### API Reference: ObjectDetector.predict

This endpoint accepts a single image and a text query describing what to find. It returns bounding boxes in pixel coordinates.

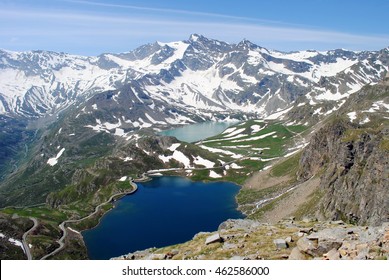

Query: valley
[0,35,388,260]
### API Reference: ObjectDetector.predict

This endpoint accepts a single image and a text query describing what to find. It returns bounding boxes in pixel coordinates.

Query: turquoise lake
[82,176,244,260]
[159,121,234,142]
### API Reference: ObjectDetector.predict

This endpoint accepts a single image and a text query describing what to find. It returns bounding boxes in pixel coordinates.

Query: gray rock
[205,233,223,245]
[229,256,245,260]
[355,247,369,260]
[332,220,345,225]
[273,239,288,249]
[285,236,293,244]
[148,253,166,260]
[223,243,237,250]
[288,247,307,260]
[297,237,318,254]
[299,227,314,234]
[324,248,341,260]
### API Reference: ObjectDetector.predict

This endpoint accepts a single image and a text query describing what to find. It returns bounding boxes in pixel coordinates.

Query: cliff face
[298,119,389,226]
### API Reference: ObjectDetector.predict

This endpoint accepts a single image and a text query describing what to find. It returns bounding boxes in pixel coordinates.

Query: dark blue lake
[82,176,244,260]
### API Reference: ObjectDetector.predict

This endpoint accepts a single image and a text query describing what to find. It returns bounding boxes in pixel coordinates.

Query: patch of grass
[342,129,365,142]
[380,138,389,151]
[270,152,301,178]
[2,206,68,223]
[286,125,308,134]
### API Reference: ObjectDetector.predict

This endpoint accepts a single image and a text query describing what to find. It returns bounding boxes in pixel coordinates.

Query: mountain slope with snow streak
[0,35,388,120]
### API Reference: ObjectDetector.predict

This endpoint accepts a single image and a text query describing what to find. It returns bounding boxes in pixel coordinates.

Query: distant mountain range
[1,34,388,123]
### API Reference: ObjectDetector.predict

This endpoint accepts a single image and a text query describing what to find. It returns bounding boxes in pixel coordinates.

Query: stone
[273,239,288,249]
[149,253,166,260]
[296,237,318,255]
[323,248,340,260]
[299,228,313,234]
[332,220,345,225]
[288,247,307,260]
[223,243,237,250]
[355,247,369,260]
[230,256,245,260]
[205,233,223,245]
[285,236,293,244]
[165,249,179,259]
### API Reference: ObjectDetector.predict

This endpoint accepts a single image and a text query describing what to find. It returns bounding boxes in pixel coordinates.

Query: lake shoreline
[82,176,244,259]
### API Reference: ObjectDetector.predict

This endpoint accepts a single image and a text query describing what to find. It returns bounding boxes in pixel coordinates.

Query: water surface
[82,176,244,259]
[159,121,234,142]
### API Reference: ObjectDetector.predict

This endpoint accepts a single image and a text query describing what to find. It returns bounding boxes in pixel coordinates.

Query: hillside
[0,36,388,260]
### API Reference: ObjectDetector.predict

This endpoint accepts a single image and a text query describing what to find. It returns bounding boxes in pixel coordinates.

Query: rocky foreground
[113,219,389,260]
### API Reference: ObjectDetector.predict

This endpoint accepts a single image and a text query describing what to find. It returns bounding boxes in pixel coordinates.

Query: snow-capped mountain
[0,34,388,120]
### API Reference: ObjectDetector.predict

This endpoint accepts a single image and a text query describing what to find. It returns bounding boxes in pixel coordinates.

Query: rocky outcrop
[112,219,389,260]
[298,118,389,226]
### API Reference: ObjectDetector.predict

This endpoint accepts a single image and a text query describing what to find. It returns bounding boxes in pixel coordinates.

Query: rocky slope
[113,219,389,260]
[297,84,389,226]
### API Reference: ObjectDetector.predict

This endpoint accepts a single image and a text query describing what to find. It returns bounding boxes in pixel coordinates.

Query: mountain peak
[237,39,257,50]
[189,33,205,42]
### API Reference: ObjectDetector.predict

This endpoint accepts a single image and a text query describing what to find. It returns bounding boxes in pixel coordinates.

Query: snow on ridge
[347,111,357,122]
[231,131,277,143]
[251,124,264,133]
[265,107,293,120]
[222,127,237,134]
[47,147,65,166]
[168,143,181,151]
[193,156,215,168]
[159,148,191,168]
[223,128,245,138]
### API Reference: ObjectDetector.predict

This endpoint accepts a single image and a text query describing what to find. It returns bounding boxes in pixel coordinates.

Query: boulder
[297,237,318,254]
[149,253,166,260]
[223,243,237,250]
[285,236,293,244]
[288,247,307,260]
[273,239,288,249]
[205,233,223,245]
[323,248,341,260]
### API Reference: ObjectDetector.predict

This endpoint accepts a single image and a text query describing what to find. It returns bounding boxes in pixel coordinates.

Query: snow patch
[193,156,215,168]
[347,112,357,122]
[209,170,222,178]
[250,124,263,133]
[118,176,127,182]
[168,143,181,151]
[47,148,65,166]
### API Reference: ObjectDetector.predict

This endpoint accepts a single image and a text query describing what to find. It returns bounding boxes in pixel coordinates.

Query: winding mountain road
[22,217,38,260]
[41,182,138,260]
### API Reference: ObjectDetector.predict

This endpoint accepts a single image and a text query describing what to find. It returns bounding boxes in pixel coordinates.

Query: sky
[1,0,389,55]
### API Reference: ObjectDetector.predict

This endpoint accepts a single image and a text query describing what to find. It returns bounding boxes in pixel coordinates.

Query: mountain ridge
[1,35,388,122]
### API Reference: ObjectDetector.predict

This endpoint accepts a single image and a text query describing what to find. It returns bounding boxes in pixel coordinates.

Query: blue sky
[1,0,388,55]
